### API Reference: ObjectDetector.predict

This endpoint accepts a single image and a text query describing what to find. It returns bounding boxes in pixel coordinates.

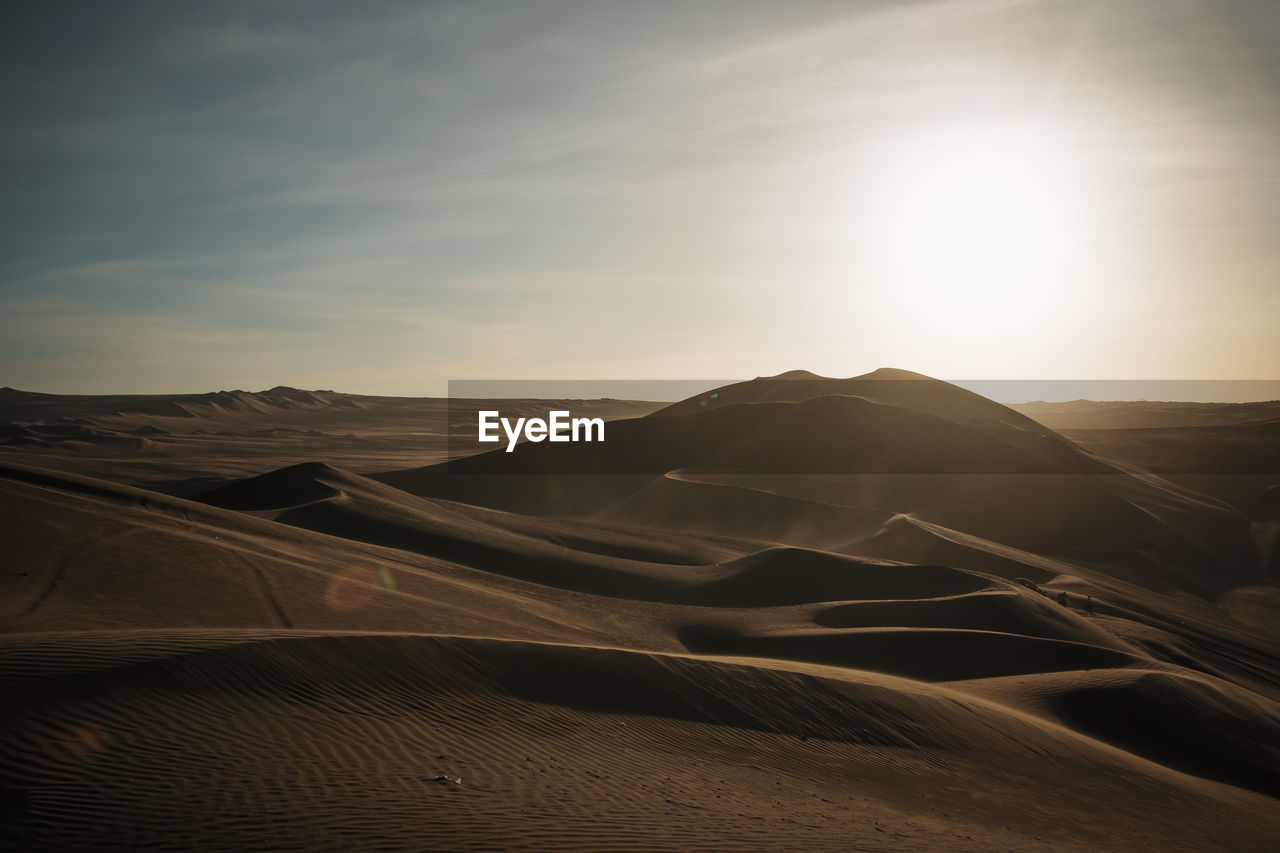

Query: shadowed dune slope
[600,472,1118,587]
[953,667,1280,800]
[600,472,894,549]
[601,467,1254,596]
[604,470,1151,555]
[680,625,1142,682]
[1049,670,1280,798]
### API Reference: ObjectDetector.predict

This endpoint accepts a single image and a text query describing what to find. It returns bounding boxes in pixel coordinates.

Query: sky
[2,0,1279,395]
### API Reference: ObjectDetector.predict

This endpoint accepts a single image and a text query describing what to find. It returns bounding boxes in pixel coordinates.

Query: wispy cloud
[3,0,1279,391]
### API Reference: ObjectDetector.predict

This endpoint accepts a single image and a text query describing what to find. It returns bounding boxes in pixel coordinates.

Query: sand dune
[434,386,1096,476]
[4,631,1279,851]
[3,372,1280,849]
[1013,398,1280,430]
[387,371,1257,598]
[953,666,1280,798]
[655,368,1104,473]
[0,460,658,644]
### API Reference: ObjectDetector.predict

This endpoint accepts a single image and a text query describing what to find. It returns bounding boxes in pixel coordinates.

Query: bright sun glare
[874,125,1084,329]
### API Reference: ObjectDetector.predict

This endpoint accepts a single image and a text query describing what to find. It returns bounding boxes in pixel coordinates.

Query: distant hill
[0,386,363,422]
[1013,398,1280,430]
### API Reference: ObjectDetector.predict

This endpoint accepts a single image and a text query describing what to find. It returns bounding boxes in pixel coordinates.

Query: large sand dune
[3,372,1279,850]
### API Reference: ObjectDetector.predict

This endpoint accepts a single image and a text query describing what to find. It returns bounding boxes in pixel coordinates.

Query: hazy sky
[3,0,1278,394]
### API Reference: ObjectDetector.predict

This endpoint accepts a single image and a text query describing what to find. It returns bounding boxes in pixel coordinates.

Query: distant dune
[1013,398,1280,430]
[3,371,1279,850]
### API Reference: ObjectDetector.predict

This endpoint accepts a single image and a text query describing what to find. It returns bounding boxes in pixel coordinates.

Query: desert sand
[3,369,1279,851]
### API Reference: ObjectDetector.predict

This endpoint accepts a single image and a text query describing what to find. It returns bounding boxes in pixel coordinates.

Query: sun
[871,124,1085,328]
